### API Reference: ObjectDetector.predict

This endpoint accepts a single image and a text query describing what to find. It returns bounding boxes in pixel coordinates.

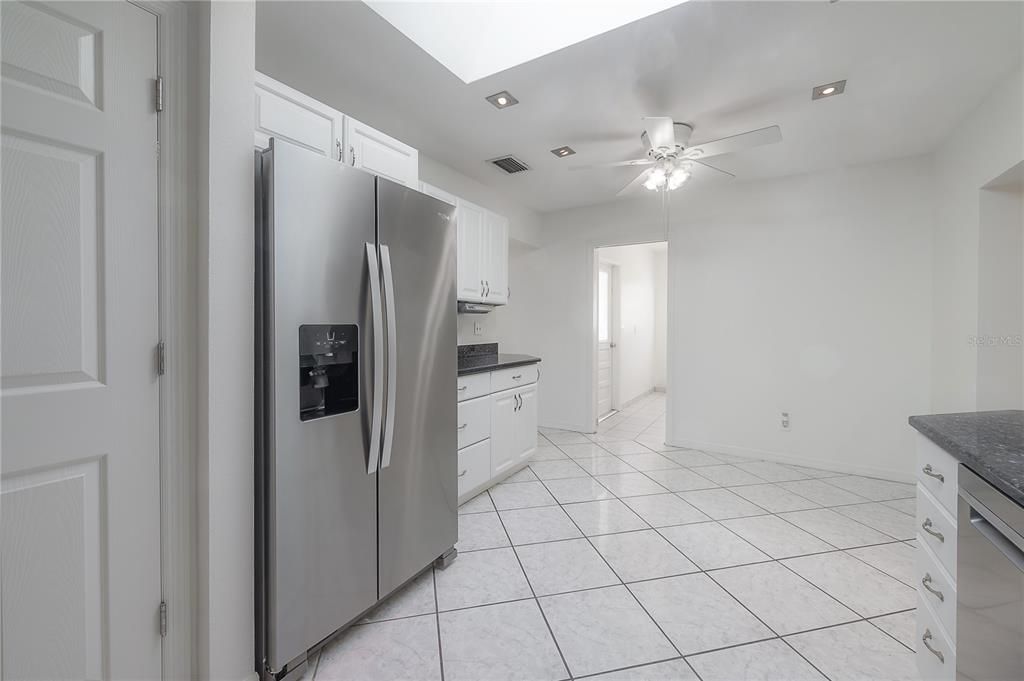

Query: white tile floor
[308,393,920,680]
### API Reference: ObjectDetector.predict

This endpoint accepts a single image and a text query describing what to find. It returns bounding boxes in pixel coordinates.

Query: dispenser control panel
[298,324,358,421]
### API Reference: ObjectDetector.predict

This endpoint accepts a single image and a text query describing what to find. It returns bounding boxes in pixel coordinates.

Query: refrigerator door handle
[366,242,384,474]
[380,243,399,469]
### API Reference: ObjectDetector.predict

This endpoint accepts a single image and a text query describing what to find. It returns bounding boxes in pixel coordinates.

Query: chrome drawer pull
[922,464,945,483]
[922,518,945,543]
[458,469,468,478]
[457,385,468,392]
[921,573,944,601]
[457,423,468,431]
[512,374,522,380]
[922,629,945,663]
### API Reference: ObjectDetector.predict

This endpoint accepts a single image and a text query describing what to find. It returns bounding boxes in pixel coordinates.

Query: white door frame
[129,1,197,678]
[587,239,668,432]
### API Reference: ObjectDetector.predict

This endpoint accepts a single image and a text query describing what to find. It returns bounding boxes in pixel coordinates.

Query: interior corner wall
[930,66,1024,413]
[195,2,257,680]
[535,155,933,478]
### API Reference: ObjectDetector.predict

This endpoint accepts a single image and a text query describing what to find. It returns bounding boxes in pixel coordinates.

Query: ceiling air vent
[489,155,529,174]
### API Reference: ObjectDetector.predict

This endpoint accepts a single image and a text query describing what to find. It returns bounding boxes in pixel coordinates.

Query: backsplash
[457,312,499,345]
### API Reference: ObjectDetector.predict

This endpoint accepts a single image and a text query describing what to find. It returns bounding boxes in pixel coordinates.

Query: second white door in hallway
[597,262,617,419]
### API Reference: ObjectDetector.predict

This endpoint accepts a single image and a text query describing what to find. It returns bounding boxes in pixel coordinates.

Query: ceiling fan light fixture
[667,169,691,190]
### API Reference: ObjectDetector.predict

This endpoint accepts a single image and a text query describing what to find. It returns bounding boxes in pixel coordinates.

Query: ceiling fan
[572,117,782,195]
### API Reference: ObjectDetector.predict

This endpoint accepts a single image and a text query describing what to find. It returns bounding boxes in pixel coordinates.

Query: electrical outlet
[780,411,791,431]
[473,322,483,336]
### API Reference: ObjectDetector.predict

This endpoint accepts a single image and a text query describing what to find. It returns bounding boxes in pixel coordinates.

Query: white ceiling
[257,1,1023,213]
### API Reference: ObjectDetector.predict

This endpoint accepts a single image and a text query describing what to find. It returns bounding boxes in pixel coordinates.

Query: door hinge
[155,76,164,112]
[156,341,166,376]
[159,600,167,637]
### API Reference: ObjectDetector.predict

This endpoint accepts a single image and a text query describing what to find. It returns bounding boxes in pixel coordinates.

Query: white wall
[195,3,257,680]
[418,155,543,347]
[653,250,668,390]
[930,67,1024,412]
[526,155,934,479]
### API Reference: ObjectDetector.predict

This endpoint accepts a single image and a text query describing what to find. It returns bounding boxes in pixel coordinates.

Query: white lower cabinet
[456,365,539,504]
[915,433,959,681]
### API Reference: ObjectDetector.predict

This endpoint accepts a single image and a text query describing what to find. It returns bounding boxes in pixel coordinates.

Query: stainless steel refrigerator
[255,138,457,681]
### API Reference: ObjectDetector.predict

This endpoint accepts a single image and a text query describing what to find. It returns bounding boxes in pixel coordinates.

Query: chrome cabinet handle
[480,279,485,297]
[922,464,945,483]
[922,629,944,663]
[458,469,467,478]
[457,385,468,392]
[336,139,343,162]
[921,573,944,602]
[512,374,522,380]
[457,423,467,431]
[349,145,356,166]
[922,518,945,543]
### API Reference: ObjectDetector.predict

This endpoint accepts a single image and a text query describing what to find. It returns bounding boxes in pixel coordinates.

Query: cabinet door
[345,116,419,186]
[457,200,485,302]
[515,385,538,464]
[419,182,457,207]
[255,72,342,158]
[490,389,519,477]
[484,211,509,305]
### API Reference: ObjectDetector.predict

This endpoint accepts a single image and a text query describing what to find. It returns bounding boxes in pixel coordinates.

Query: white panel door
[255,71,343,157]
[345,115,419,186]
[1,2,161,679]
[515,385,538,465]
[483,211,509,305]
[596,263,616,419]
[456,200,485,302]
[490,389,518,477]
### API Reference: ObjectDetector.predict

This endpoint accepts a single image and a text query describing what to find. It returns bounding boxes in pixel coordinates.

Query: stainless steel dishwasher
[956,465,1024,680]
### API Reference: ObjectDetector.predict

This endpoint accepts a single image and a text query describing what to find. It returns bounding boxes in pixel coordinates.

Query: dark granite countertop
[458,353,541,377]
[909,410,1024,506]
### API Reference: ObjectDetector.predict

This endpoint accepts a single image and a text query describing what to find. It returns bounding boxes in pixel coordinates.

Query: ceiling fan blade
[617,168,652,196]
[684,125,782,160]
[690,159,736,179]
[568,159,653,172]
[641,116,676,152]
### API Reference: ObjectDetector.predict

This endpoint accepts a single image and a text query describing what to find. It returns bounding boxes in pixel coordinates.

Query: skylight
[363,1,687,84]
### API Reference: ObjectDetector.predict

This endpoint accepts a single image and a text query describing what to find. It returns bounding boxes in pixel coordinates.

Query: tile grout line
[489,487,576,681]
[431,566,445,681]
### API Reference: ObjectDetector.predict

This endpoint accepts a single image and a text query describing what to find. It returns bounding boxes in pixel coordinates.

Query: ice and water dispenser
[298,324,358,421]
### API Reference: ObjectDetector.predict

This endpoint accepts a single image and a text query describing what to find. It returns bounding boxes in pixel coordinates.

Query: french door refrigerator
[255,138,457,681]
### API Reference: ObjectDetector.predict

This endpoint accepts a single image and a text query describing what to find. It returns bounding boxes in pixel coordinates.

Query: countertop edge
[457,356,541,377]
[909,413,1024,507]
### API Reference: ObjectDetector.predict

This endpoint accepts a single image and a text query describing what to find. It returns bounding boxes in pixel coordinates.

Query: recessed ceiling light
[550,146,576,158]
[812,80,846,100]
[486,91,519,109]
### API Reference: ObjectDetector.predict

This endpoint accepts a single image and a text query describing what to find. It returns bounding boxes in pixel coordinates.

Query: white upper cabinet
[456,200,486,303]
[255,72,342,158]
[419,182,457,206]
[483,210,509,305]
[454,200,509,306]
[254,73,418,187]
[344,116,418,187]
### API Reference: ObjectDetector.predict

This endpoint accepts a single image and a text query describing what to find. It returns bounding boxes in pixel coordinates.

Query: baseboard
[653,386,666,393]
[665,437,914,484]
[618,388,656,410]
[540,420,594,434]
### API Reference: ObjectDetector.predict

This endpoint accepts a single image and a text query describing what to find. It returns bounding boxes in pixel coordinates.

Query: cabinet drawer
[916,543,956,643]
[458,396,490,449]
[457,372,490,402]
[458,439,490,498]
[491,364,539,393]
[916,594,955,681]
[916,435,959,518]
[917,486,958,581]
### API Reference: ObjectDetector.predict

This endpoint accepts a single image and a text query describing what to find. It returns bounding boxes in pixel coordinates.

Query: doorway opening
[593,242,668,428]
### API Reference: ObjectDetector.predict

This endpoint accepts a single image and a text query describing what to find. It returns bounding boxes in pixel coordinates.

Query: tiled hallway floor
[310,393,920,680]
